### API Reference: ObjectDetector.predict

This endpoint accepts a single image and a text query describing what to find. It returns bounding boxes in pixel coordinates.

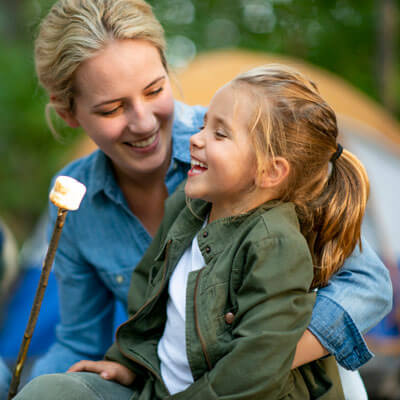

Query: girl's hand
[67,360,136,386]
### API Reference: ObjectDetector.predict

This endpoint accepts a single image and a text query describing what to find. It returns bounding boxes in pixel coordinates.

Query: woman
[1,0,391,397]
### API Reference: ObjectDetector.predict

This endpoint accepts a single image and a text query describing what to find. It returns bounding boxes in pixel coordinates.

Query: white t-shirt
[157,229,205,395]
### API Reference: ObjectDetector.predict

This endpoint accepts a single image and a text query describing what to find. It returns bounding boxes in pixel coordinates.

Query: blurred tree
[377,0,398,114]
[0,0,398,243]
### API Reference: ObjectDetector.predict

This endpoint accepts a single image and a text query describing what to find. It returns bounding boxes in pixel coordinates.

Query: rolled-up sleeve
[309,237,393,370]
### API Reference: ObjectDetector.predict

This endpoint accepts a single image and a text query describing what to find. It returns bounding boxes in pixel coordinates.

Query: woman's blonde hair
[233,64,369,288]
[35,0,166,132]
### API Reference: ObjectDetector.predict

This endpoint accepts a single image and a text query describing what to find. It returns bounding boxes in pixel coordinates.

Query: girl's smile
[188,157,208,176]
[186,83,266,221]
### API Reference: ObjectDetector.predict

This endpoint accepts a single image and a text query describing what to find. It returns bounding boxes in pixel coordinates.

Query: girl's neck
[208,190,277,223]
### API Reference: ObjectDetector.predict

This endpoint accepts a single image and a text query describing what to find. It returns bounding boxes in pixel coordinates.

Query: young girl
[16,64,369,399]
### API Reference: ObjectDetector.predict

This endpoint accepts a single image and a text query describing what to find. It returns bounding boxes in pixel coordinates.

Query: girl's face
[186,83,260,220]
[63,39,174,182]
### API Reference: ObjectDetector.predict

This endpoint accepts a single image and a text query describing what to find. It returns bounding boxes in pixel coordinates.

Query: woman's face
[65,39,175,182]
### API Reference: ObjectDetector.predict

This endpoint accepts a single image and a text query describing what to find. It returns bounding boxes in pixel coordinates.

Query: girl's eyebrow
[92,76,166,108]
[203,113,231,130]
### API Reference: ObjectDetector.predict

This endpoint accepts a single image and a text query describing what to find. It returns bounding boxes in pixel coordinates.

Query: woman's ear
[50,95,80,128]
[257,157,290,189]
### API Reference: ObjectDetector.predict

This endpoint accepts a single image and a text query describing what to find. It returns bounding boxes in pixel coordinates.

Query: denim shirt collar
[87,101,204,203]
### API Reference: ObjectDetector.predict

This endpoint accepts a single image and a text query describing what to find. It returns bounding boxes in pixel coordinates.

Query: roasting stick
[8,176,86,400]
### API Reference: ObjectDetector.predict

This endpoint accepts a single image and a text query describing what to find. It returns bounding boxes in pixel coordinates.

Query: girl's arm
[293,237,393,370]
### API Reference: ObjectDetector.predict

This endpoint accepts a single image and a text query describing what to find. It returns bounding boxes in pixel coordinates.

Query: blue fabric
[0,269,59,358]
[0,357,11,399]
[29,101,206,379]
[0,101,393,394]
[309,239,393,370]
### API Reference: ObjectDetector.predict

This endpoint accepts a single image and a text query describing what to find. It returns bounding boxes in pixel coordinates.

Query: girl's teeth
[191,159,207,169]
[130,134,157,148]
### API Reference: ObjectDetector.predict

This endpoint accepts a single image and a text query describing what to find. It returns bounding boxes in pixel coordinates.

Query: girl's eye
[147,87,163,96]
[215,130,226,139]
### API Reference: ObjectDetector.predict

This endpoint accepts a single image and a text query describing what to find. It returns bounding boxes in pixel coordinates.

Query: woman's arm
[293,237,393,370]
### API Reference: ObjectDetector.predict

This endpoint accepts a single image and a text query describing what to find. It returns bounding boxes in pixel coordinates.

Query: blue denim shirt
[0,351,11,397]
[22,101,391,382]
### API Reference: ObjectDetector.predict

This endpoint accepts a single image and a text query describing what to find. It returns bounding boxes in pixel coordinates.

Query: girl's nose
[127,101,157,135]
[190,129,205,149]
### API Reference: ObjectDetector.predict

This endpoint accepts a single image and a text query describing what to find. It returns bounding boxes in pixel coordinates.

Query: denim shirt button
[116,275,124,284]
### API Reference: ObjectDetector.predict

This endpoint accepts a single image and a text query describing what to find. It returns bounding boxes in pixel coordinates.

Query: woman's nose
[127,102,157,135]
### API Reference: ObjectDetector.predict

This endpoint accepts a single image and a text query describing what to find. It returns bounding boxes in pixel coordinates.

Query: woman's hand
[68,360,136,386]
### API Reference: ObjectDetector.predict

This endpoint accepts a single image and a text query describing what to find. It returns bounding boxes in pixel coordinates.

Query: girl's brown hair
[233,64,369,288]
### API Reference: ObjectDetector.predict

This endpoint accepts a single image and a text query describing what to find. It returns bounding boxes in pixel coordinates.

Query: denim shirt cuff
[309,294,374,370]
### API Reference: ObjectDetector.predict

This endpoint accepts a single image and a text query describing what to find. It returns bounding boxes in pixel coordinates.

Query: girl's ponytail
[233,65,370,289]
[311,149,369,288]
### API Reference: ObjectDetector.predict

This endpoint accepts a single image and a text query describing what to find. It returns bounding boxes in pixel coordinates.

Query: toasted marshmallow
[49,176,86,210]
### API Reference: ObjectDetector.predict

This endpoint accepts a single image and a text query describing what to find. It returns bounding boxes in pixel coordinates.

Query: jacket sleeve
[309,237,393,370]
[171,234,316,400]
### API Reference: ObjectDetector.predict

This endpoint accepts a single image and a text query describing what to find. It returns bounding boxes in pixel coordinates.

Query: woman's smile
[67,39,175,181]
[123,130,160,153]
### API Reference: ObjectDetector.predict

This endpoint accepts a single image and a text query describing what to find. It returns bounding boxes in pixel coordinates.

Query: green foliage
[0,0,398,243]
[0,39,80,240]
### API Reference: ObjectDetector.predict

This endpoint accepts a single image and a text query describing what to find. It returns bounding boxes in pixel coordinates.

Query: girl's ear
[50,95,80,128]
[258,157,290,189]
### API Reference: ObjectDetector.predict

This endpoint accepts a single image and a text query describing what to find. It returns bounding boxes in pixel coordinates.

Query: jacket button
[205,246,211,253]
[203,231,208,238]
[224,312,235,324]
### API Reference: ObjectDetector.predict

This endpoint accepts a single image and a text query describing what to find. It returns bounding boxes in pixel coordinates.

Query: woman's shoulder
[172,101,206,135]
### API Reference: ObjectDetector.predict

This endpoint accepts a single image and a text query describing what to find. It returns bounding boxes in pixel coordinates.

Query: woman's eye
[147,87,163,96]
[99,106,121,116]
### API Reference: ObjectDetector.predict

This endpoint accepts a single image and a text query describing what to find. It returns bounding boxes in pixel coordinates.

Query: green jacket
[106,185,344,399]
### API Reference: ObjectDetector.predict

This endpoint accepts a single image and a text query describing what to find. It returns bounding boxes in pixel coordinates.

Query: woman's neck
[114,166,169,237]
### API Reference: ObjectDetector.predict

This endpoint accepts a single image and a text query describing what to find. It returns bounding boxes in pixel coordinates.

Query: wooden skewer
[7,209,67,399]
[7,176,86,399]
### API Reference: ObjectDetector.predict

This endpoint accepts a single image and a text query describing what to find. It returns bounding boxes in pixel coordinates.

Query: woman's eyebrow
[92,76,166,108]
[144,76,166,90]
[93,98,124,108]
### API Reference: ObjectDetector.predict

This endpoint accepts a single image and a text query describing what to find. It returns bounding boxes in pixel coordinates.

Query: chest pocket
[201,277,237,337]
[100,266,133,302]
